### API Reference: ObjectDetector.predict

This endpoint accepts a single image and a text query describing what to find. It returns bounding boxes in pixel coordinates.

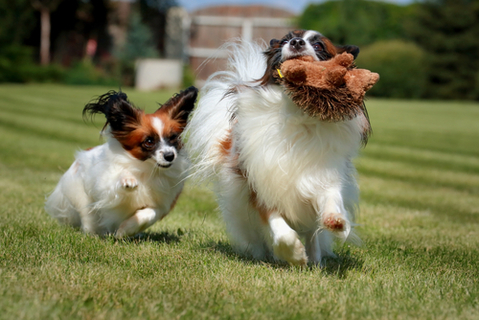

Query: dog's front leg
[267,212,307,266]
[320,188,351,240]
[118,171,138,190]
[115,207,164,238]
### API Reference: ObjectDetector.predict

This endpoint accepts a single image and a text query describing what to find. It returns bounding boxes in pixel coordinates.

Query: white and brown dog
[185,30,368,265]
[46,87,198,237]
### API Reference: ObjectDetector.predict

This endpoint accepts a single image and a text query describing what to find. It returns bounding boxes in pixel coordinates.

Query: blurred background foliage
[0,0,174,87]
[0,0,478,100]
[299,0,479,100]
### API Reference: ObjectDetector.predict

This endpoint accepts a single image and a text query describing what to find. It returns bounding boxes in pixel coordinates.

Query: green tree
[121,12,158,61]
[116,12,158,86]
[31,0,64,65]
[298,0,418,46]
[0,0,37,82]
[139,0,178,54]
[356,40,427,99]
[408,0,479,100]
[0,0,35,46]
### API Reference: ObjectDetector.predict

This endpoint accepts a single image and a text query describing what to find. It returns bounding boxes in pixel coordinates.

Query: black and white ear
[83,90,141,133]
[336,45,360,59]
[269,38,281,48]
[157,86,198,124]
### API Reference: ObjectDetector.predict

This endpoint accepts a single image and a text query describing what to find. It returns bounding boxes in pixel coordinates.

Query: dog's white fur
[44,85,200,238]
[45,133,189,237]
[185,38,364,265]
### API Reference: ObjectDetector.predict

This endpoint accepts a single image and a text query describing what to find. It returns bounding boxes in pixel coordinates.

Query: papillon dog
[45,86,198,237]
[185,30,369,265]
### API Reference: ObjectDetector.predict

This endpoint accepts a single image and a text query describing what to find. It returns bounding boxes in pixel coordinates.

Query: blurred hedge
[63,61,119,86]
[356,40,427,99]
[0,45,119,86]
[0,45,47,83]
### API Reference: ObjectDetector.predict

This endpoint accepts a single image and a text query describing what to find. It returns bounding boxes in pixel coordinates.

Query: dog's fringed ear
[269,38,281,49]
[83,90,142,133]
[336,45,360,59]
[156,86,198,125]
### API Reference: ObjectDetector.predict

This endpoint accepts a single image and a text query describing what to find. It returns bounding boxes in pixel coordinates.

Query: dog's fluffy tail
[184,40,267,182]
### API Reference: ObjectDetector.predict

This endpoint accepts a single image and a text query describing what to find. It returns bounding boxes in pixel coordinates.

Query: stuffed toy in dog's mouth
[276,53,379,123]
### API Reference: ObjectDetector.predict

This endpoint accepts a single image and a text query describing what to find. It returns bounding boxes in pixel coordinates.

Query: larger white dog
[185,30,369,265]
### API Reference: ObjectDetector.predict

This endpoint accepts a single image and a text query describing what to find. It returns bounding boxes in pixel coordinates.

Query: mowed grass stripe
[359,202,478,247]
[0,84,177,115]
[362,143,479,174]
[366,99,479,131]
[0,121,94,171]
[0,110,101,146]
[357,157,479,194]
[366,99,479,157]
[0,99,90,125]
[369,129,479,157]
[0,88,169,124]
[360,175,479,223]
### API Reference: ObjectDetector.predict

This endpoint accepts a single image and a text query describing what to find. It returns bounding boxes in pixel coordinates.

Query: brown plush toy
[278,53,379,122]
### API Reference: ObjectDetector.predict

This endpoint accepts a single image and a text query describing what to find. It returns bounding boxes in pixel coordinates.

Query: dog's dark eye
[313,43,324,51]
[169,133,179,141]
[142,137,156,150]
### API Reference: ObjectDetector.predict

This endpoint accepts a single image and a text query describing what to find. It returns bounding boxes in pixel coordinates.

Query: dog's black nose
[290,37,306,51]
[163,151,175,162]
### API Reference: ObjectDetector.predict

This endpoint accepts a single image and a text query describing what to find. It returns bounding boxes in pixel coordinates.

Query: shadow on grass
[320,253,365,278]
[118,230,183,244]
[203,240,364,276]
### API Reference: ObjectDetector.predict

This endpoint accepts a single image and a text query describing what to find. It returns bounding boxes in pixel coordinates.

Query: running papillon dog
[46,86,198,237]
[185,30,369,265]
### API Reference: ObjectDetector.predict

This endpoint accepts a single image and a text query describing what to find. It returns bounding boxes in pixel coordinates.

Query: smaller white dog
[45,87,198,237]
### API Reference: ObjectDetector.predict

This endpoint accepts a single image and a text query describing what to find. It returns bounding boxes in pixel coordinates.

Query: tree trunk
[40,7,50,65]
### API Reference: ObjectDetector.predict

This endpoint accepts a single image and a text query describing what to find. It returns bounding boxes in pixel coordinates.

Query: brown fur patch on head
[154,112,184,149]
[115,113,160,161]
[83,87,198,161]
[320,37,339,57]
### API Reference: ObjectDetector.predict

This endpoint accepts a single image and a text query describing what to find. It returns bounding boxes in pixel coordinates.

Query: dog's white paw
[115,208,157,238]
[115,228,128,239]
[115,217,138,238]
[273,232,307,266]
[121,176,138,190]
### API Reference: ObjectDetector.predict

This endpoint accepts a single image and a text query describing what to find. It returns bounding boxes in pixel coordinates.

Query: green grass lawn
[0,84,478,319]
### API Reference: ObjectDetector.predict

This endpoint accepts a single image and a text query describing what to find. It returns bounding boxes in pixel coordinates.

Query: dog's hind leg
[217,172,270,260]
[304,229,335,266]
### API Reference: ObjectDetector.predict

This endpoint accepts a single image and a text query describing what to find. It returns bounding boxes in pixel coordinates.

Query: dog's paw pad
[121,177,138,189]
[323,213,345,231]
